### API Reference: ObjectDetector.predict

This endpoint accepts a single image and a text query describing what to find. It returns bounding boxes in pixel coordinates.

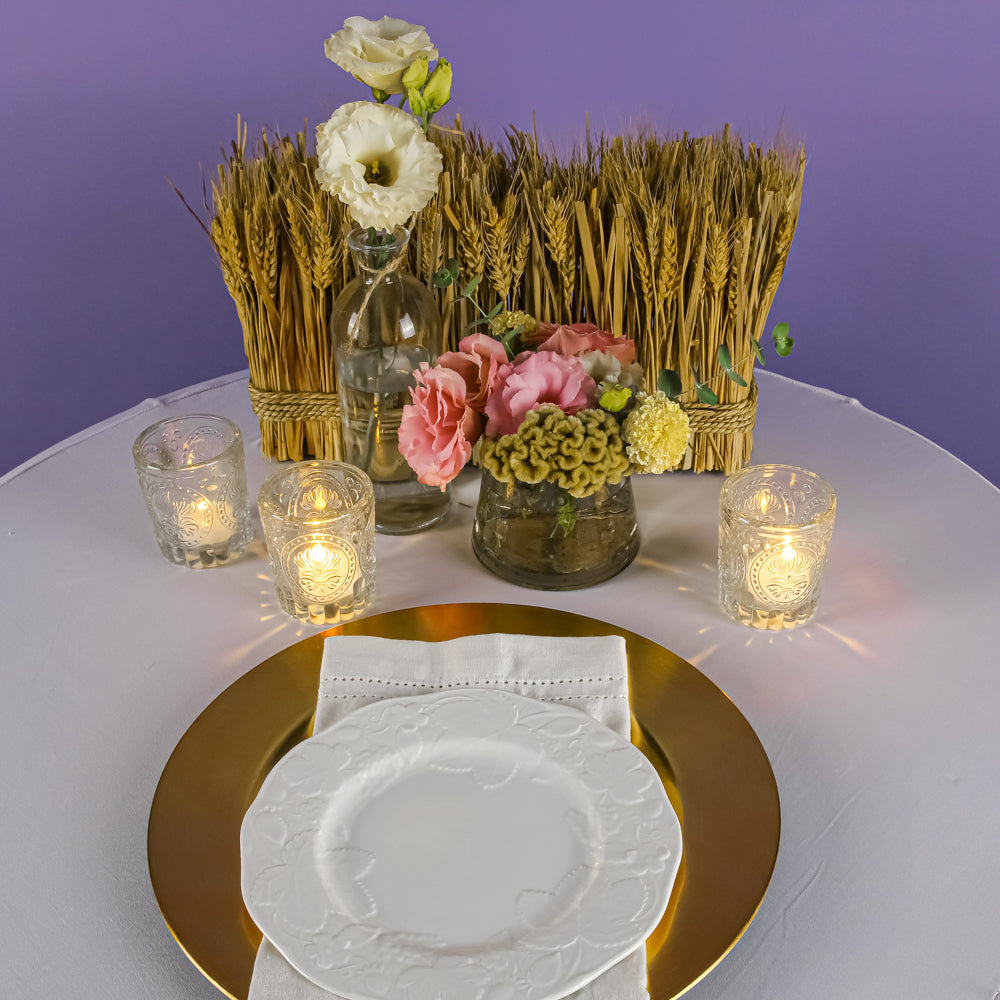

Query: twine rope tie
[248,244,405,425]
[685,379,758,434]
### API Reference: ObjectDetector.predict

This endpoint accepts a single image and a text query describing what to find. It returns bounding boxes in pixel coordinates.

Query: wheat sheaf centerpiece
[197,15,804,475]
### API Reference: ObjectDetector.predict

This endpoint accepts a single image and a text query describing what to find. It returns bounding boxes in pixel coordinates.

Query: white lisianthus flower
[315,101,443,232]
[577,350,644,388]
[324,16,438,95]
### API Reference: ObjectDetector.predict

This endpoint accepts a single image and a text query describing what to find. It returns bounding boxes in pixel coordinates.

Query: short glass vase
[472,471,640,590]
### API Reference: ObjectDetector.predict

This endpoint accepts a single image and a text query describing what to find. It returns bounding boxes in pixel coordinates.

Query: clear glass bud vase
[472,470,640,589]
[331,226,451,534]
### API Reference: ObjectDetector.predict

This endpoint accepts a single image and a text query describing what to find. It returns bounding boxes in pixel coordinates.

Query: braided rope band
[247,385,342,423]
[685,379,758,434]
[247,378,756,436]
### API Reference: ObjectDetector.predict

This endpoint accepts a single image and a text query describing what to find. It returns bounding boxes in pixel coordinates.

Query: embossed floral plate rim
[147,603,780,1000]
[240,688,683,1000]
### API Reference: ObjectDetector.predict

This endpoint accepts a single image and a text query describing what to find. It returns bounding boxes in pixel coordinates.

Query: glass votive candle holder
[718,464,837,630]
[258,461,376,625]
[133,414,253,568]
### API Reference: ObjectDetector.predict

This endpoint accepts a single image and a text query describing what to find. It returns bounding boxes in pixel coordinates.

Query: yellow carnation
[623,391,691,474]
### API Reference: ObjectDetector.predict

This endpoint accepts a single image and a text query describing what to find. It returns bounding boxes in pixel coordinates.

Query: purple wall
[3,1,999,483]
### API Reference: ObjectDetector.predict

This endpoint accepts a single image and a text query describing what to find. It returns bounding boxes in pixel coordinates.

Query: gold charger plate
[148,603,779,1000]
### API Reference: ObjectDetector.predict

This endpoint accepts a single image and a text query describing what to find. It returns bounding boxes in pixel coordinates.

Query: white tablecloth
[1,370,998,999]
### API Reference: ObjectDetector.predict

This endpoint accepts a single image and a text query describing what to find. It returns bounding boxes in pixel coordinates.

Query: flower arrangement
[195,12,804,475]
[398,316,692,506]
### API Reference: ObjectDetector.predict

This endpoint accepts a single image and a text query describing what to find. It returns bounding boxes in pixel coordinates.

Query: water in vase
[338,345,451,534]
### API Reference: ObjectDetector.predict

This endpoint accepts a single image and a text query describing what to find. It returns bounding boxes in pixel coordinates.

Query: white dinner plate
[240,688,682,1000]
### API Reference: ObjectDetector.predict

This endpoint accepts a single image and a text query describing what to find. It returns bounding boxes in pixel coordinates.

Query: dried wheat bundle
[208,122,352,461]
[204,120,803,469]
[424,123,805,472]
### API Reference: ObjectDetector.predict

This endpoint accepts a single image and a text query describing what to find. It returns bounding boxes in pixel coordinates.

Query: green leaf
[695,383,719,405]
[556,492,577,535]
[718,343,746,384]
[500,325,524,357]
[657,368,683,399]
[485,300,504,321]
[750,335,766,366]
[772,321,794,357]
[461,275,482,298]
[434,257,460,288]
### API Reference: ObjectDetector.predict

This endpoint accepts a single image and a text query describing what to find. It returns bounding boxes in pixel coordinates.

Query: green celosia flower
[479,404,630,498]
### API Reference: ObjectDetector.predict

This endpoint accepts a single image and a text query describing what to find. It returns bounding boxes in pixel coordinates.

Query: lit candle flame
[303,486,330,512]
[292,539,355,603]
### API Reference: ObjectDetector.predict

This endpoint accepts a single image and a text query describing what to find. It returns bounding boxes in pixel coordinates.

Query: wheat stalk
[540,186,576,319]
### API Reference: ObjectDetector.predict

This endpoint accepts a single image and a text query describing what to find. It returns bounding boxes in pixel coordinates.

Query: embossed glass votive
[719,464,837,630]
[133,414,253,568]
[258,462,375,625]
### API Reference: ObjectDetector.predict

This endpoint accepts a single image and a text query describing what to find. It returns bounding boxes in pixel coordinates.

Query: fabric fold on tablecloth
[248,631,649,1000]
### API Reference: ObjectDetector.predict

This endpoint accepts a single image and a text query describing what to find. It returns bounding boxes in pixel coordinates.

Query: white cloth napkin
[248,632,649,1000]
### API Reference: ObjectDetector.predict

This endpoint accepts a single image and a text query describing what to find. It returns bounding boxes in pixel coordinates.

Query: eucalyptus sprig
[658,322,795,405]
[433,263,526,358]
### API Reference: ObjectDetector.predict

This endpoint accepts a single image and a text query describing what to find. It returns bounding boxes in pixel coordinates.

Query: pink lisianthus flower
[399,364,483,488]
[434,333,508,412]
[531,322,636,366]
[484,351,597,438]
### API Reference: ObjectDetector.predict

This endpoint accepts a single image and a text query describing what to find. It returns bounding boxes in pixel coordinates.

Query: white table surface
[1,370,998,999]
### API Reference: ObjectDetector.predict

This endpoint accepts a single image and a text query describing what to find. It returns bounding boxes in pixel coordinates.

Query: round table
[1,370,997,999]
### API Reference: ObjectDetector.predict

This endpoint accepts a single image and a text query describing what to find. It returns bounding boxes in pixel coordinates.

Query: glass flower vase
[472,470,640,590]
[330,226,451,534]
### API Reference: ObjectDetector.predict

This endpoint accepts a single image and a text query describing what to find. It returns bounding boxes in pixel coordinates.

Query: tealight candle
[133,415,253,568]
[186,498,236,546]
[258,462,375,624]
[718,464,836,630]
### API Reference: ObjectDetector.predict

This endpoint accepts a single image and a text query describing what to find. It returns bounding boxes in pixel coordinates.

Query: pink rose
[484,351,597,438]
[435,333,508,412]
[531,322,636,365]
[399,364,483,488]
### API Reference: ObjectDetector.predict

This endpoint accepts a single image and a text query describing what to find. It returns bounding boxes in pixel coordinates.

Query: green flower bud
[599,384,633,413]
[407,86,428,118]
[401,55,429,91]
[422,58,452,113]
